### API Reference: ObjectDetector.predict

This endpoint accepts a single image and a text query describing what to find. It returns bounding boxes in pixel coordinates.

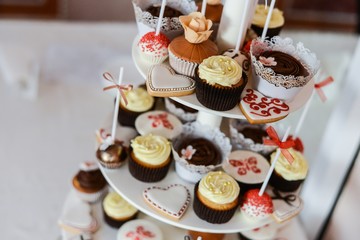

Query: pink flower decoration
[181,145,196,160]
[259,56,277,66]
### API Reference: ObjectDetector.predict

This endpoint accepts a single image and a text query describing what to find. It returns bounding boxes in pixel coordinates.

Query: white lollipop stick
[265,0,268,9]
[261,0,276,40]
[155,0,167,36]
[111,67,124,141]
[259,126,291,196]
[234,0,251,53]
[201,0,207,15]
[293,91,315,139]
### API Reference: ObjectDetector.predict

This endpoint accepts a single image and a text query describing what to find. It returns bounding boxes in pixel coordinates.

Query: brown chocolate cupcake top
[76,169,107,190]
[259,51,308,77]
[146,5,184,18]
[177,137,221,166]
[241,127,268,144]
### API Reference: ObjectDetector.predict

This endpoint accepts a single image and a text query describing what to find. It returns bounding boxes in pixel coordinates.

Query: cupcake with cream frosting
[102,192,138,228]
[118,87,155,128]
[129,134,172,182]
[168,12,218,77]
[195,55,247,111]
[251,4,284,39]
[193,171,240,224]
[269,148,308,192]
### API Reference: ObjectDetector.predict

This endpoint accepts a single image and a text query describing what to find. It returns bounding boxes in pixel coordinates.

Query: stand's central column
[196,110,223,129]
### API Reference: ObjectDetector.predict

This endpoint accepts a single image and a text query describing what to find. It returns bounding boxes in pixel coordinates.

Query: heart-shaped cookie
[146,64,195,97]
[240,88,290,124]
[143,184,191,220]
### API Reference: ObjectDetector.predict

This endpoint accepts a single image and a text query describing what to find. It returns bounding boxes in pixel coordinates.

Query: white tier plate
[132,36,314,119]
[99,162,272,234]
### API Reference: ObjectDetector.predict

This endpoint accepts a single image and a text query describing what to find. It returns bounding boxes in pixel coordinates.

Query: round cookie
[117,219,163,240]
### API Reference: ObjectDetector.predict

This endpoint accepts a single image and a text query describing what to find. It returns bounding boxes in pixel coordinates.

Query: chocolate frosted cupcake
[193,171,240,224]
[269,148,308,192]
[72,161,108,203]
[102,192,138,228]
[129,134,172,182]
[195,55,247,111]
[251,4,284,39]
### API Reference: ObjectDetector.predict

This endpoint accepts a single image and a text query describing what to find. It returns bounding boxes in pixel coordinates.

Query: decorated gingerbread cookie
[143,184,191,220]
[240,88,290,124]
[117,219,163,240]
[146,64,196,97]
[135,110,183,139]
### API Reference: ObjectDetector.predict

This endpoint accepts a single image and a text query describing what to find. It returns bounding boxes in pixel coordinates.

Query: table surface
[0,20,358,240]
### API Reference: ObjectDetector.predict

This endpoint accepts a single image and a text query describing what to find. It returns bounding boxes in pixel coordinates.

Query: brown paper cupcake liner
[269,171,304,192]
[250,24,283,39]
[195,71,247,111]
[103,208,138,228]
[193,182,238,224]
[128,150,171,182]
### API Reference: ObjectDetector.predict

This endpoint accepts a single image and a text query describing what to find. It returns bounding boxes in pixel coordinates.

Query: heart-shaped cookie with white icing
[143,184,190,220]
[146,64,195,97]
[240,88,290,124]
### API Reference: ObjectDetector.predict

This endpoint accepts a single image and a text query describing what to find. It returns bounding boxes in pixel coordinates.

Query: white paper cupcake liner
[229,119,276,155]
[172,122,231,183]
[168,50,198,77]
[139,48,169,64]
[164,98,198,122]
[73,187,108,204]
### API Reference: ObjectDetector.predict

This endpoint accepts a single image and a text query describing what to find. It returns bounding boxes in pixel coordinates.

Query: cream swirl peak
[131,134,171,166]
[103,192,137,218]
[199,56,242,87]
[252,4,284,28]
[271,148,308,181]
[199,171,239,204]
[120,87,154,112]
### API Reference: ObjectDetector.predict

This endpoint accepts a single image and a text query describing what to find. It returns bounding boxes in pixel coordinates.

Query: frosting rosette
[252,4,284,28]
[199,56,242,87]
[179,12,213,44]
[131,134,171,166]
[121,87,154,112]
[198,171,239,204]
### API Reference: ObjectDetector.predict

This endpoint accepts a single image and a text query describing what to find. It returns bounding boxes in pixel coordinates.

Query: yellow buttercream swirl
[252,4,284,28]
[199,171,239,204]
[131,134,171,166]
[271,148,308,181]
[199,56,242,87]
[103,192,138,219]
[121,87,154,112]
[180,12,213,44]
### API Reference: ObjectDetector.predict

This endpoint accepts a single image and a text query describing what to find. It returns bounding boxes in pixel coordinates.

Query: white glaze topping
[131,134,171,166]
[103,192,138,219]
[252,4,284,28]
[271,148,308,181]
[121,87,154,112]
[198,171,239,204]
[198,56,242,87]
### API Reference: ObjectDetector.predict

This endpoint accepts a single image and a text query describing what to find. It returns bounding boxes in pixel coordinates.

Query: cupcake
[269,148,308,192]
[118,86,155,128]
[137,31,170,64]
[96,132,128,169]
[129,134,172,182]
[172,121,231,183]
[250,37,319,101]
[195,55,247,111]
[72,161,108,203]
[251,4,285,39]
[188,230,225,240]
[102,192,138,228]
[164,98,198,122]
[193,171,240,224]
[197,0,224,41]
[229,119,276,156]
[168,12,218,77]
[132,0,197,40]
[241,189,273,220]
[223,150,270,192]
[117,219,163,240]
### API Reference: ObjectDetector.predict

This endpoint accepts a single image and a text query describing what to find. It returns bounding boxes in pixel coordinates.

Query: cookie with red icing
[117,219,163,240]
[138,31,170,64]
[240,88,289,124]
[241,189,273,220]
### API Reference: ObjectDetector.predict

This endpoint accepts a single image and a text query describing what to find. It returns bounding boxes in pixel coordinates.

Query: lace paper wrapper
[132,0,197,40]
[229,119,276,155]
[164,98,198,122]
[172,122,231,183]
[250,37,320,89]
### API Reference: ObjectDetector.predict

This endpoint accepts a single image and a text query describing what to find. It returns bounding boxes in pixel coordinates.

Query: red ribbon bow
[102,72,133,105]
[314,76,334,102]
[263,126,295,164]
